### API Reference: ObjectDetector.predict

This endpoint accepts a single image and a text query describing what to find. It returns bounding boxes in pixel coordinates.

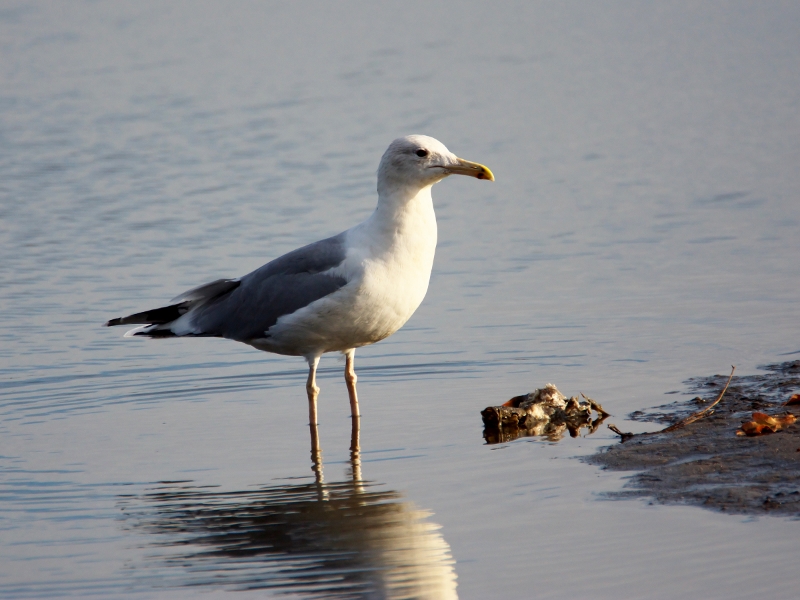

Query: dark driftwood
[480,405,528,427]
[481,384,610,443]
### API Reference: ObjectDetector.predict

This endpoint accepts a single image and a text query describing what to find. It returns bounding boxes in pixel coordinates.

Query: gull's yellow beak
[446,157,495,181]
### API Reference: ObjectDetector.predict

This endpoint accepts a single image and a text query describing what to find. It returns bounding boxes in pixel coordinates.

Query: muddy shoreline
[587,361,800,517]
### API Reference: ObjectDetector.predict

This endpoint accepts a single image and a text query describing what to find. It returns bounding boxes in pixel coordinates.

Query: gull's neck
[350,182,437,260]
[372,183,434,229]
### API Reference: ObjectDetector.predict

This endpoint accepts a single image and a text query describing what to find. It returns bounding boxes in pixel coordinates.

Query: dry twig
[608,366,736,441]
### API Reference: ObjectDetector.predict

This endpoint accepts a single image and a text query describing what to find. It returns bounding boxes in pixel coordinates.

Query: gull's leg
[343,348,360,418]
[306,355,323,482]
[310,421,323,484]
[310,419,323,484]
[306,355,321,425]
[349,413,362,487]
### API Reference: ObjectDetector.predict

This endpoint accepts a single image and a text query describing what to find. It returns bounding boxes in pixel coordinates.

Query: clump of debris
[587,361,800,517]
[481,383,609,443]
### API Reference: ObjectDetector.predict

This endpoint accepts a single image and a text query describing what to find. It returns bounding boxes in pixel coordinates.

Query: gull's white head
[377,135,493,197]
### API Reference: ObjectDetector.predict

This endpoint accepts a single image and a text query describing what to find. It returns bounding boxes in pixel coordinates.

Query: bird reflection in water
[123,417,458,599]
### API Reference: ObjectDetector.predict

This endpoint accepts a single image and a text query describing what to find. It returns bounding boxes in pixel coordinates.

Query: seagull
[106,135,493,425]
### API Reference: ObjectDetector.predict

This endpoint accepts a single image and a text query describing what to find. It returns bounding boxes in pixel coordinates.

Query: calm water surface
[2,2,800,598]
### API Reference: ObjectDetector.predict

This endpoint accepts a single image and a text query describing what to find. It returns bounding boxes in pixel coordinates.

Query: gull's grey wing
[188,232,348,341]
[170,278,242,304]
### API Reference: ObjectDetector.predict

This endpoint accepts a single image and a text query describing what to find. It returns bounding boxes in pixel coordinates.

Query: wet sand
[588,361,800,517]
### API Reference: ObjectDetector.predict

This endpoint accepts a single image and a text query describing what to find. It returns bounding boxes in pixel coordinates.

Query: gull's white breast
[259,190,438,357]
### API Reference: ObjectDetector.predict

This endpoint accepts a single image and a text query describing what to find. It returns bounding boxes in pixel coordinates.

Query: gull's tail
[105,278,240,338]
[105,303,189,338]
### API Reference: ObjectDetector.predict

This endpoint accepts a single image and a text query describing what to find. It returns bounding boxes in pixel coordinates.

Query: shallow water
[2,1,800,598]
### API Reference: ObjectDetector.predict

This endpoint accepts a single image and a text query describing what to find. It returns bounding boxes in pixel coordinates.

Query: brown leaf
[502,395,527,408]
[785,393,800,406]
[740,421,776,436]
[751,412,780,428]
[738,412,797,436]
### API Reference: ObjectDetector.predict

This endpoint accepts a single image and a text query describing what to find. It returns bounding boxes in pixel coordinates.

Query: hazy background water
[1,1,799,598]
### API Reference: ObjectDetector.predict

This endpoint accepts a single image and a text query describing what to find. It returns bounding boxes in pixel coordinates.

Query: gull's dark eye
[415,148,429,158]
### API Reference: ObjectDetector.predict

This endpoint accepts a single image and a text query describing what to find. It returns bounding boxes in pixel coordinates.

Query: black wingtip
[105,318,122,327]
